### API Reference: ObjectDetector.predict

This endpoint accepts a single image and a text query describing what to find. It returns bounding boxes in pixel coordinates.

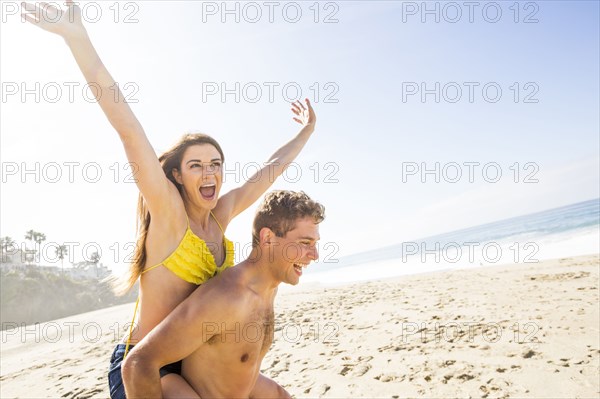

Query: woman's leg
[161,373,201,399]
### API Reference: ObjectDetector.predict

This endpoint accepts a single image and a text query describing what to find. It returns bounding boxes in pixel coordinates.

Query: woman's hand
[21,0,87,40]
[291,98,316,132]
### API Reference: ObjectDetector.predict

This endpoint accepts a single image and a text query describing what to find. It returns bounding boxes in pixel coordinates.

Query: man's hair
[252,190,325,247]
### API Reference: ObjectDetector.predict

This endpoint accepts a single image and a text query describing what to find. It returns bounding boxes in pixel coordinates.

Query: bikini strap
[210,211,226,234]
[123,296,140,359]
[127,212,192,356]
[142,263,162,274]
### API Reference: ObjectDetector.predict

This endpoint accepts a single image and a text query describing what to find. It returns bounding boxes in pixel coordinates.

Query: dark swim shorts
[108,344,182,399]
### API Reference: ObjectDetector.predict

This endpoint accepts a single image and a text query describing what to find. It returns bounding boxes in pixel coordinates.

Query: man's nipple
[240,353,249,362]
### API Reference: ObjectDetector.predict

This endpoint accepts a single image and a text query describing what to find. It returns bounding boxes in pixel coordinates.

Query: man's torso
[182,276,275,398]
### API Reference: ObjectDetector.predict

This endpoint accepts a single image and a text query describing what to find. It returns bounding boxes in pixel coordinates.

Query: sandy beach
[1,254,598,398]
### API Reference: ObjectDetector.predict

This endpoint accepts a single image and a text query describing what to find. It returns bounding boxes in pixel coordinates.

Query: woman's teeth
[200,184,216,199]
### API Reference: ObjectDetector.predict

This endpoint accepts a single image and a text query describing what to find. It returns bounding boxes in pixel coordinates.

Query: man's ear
[259,227,274,246]
[172,168,183,185]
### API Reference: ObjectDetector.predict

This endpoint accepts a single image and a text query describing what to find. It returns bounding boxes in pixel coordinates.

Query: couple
[121,190,324,398]
[22,1,323,397]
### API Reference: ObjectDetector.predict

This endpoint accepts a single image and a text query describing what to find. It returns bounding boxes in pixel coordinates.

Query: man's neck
[239,249,280,294]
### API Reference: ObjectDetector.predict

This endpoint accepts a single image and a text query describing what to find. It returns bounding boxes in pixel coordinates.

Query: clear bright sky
[1,1,598,272]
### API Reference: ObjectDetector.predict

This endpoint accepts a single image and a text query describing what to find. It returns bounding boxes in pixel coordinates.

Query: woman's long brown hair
[112,133,225,295]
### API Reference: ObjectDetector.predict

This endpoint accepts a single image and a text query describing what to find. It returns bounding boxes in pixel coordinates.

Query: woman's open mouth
[199,183,216,200]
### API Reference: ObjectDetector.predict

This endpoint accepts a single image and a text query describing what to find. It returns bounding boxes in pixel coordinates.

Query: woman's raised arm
[22,1,176,216]
[218,98,317,222]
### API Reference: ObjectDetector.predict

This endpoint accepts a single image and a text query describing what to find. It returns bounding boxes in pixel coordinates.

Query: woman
[22,1,317,397]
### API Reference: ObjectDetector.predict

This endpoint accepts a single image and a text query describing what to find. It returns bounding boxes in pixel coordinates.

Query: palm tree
[54,244,69,274]
[1,236,15,263]
[90,251,101,277]
[24,230,36,266]
[23,230,47,266]
[25,230,35,245]
[33,232,47,266]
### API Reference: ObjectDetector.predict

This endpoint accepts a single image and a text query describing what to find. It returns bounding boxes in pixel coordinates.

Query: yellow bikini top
[142,211,235,283]
[124,211,235,358]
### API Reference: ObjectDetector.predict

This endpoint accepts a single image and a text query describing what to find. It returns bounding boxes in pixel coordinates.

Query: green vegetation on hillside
[1,269,138,328]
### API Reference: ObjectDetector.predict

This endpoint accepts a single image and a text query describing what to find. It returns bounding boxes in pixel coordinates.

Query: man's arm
[249,373,292,399]
[121,281,239,398]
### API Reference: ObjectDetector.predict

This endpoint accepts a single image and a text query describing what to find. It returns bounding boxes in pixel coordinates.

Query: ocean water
[302,198,600,286]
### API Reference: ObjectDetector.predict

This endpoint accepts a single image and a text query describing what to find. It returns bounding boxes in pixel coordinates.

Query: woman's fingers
[291,99,307,111]
[304,98,313,111]
[21,0,83,35]
[39,2,58,16]
[21,12,38,24]
[21,1,37,15]
[21,2,51,25]
[22,1,78,22]
[291,99,314,126]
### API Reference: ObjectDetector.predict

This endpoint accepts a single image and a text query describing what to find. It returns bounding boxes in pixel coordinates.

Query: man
[122,190,325,398]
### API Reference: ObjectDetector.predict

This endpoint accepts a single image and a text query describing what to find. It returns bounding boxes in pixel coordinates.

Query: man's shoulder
[197,267,258,312]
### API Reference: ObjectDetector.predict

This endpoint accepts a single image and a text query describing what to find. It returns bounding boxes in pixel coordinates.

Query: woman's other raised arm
[218,98,317,222]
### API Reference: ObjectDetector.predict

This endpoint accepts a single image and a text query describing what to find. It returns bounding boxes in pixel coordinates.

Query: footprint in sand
[61,387,86,398]
[377,343,402,353]
[269,361,290,378]
[351,364,371,377]
[521,348,537,359]
[479,377,512,398]
[456,373,476,382]
[440,359,456,367]
[76,388,105,399]
[374,373,405,383]
[315,384,330,396]
[528,271,590,281]
[339,356,373,377]
[558,358,571,367]
[437,363,480,385]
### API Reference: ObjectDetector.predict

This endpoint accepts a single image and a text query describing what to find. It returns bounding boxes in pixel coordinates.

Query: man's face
[269,217,320,285]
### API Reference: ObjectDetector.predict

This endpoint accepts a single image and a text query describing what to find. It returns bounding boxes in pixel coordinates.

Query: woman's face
[176,144,223,209]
